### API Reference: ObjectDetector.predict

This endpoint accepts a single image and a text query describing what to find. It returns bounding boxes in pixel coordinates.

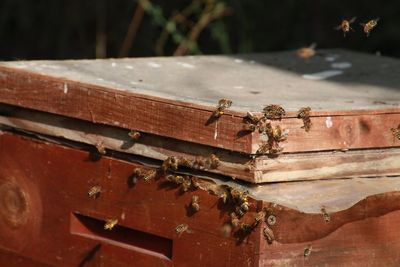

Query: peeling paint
[325,117,333,128]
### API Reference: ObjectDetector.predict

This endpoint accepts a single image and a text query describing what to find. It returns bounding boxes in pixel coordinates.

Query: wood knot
[0,181,29,228]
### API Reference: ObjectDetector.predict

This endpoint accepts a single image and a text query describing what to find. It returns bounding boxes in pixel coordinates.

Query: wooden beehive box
[1,50,400,266]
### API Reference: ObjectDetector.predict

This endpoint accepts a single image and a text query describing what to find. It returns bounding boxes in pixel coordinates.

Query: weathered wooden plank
[1,105,400,183]
[1,51,400,154]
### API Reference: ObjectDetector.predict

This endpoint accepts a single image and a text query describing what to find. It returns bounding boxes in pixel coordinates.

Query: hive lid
[0,49,399,154]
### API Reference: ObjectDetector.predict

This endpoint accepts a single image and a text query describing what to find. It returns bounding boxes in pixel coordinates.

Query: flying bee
[104,219,118,230]
[190,195,200,212]
[263,105,286,120]
[87,185,102,199]
[296,43,317,59]
[334,17,356,36]
[143,169,157,182]
[360,18,380,37]
[95,142,106,155]
[212,99,233,118]
[297,107,312,132]
[391,124,400,140]
[175,224,191,236]
[128,130,141,140]
[162,156,179,172]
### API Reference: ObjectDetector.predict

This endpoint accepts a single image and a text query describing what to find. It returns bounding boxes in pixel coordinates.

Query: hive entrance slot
[70,213,173,260]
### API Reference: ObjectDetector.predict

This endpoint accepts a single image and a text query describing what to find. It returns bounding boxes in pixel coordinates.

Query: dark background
[0,0,398,60]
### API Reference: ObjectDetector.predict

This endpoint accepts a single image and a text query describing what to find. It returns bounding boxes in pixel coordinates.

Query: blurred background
[0,0,398,60]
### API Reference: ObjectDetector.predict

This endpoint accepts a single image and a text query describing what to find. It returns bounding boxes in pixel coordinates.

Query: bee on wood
[190,195,200,212]
[190,177,200,189]
[360,18,380,37]
[219,192,228,204]
[192,158,206,170]
[181,177,192,192]
[263,105,286,120]
[87,185,102,199]
[104,219,118,230]
[243,112,262,132]
[240,223,254,232]
[205,154,220,169]
[175,224,191,236]
[254,211,266,225]
[162,156,179,172]
[391,124,400,140]
[165,174,185,184]
[128,130,141,140]
[212,99,233,118]
[178,157,192,168]
[296,43,317,59]
[304,246,312,257]
[143,169,157,182]
[220,223,232,237]
[297,107,312,132]
[128,169,142,187]
[235,206,245,217]
[263,227,275,244]
[321,206,331,222]
[334,17,356,36]
[95,142,106,155]
[230,212,240,228]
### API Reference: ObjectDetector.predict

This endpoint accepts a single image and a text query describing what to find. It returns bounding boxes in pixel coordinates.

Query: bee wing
[334,24,342,30]
[349,17,357,24]
[374,17,381,22]
[309,43,317,49]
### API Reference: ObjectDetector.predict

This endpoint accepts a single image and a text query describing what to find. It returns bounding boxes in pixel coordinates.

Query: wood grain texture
[1,105,400,183]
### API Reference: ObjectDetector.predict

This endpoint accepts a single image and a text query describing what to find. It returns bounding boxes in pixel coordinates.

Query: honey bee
[297,107,312,132]
[296,43,317,59]
[263,227,275,244]
[243,112,262,132]
[95,142,106,155]
[190,195,200,212]
[104,219,118,230]
[361,18,380,37]
[230,212,240,227]
[334,17,356,36]
[219,192,228,203]
[192,158,206,169]
[391,124,400,140]
[181,177,192,192]
[321,207,331,222]
[165,174,185,184]
[254,211,266,225]
[87,185,102,199]
[205,154,220,169]
[235,206,245,217]
[162,156,179,172]
[143,169,157,182]
[263,105,286,120]
[175,223,191,236]
[128,130,141,140]
[190,177,200,189]
[240,223,254,232]
[178,157,192,168]
[220,223,232,237]
[212,99,233,118]
[304,246,312,257]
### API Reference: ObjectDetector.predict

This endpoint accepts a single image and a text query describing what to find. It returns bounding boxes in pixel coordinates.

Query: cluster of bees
[162,154,220,172]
